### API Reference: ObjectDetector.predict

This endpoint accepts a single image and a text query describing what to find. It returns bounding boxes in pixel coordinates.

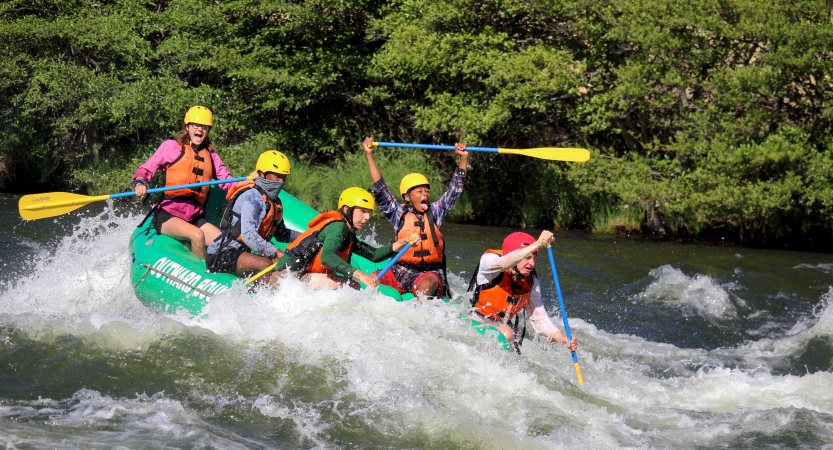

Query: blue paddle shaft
[108,177,249,199]
[375,141,498,153]
[547,245,579,364]
[376,242,413,280]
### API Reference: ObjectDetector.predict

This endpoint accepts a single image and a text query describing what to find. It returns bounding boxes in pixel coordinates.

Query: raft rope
[134,262,215,298]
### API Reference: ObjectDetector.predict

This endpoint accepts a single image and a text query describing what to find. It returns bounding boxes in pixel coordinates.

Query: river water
[1,193,833,448]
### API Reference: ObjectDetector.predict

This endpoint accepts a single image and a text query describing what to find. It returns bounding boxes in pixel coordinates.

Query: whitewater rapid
[1,203,832,448]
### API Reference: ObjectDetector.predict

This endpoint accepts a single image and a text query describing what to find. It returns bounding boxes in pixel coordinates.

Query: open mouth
[420,201,429,210]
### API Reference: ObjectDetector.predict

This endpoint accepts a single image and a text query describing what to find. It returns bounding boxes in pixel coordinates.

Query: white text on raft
[151,257,229,300]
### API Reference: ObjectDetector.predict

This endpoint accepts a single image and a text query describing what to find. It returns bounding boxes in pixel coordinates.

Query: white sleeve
[476,253,503,285]
[524,277,559,338]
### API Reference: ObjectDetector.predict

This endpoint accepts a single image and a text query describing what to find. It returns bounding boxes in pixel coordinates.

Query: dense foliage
[2,0,833,246]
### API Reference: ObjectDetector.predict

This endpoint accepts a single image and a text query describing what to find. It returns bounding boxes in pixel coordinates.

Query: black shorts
[153,208,209,235]
[206,245,246,275]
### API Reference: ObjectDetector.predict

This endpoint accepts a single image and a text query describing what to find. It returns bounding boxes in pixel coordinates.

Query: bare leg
[472,317,515,341]
[200,222,222,248]
[252,267,290,289]
[235,252,274,277]
[496,324,515,342]
[160,217,206,259]
[301,273,360,290]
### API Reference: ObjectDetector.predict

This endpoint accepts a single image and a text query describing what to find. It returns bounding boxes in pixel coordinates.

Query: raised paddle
[546,242,584,385]
[245,237,416,286]
[18,177,248,221]
[372,141,590,163]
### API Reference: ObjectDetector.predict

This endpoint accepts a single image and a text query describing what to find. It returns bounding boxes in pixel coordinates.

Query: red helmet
[502,232,537,255]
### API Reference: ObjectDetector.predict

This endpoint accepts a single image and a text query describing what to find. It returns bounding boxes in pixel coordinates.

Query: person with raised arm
[362,136,468,298]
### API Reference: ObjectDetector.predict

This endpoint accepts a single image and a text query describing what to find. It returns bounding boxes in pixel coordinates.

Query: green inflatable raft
[129,186,511,350]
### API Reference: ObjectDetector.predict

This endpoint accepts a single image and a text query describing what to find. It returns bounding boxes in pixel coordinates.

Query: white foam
[793,263,833,274]
[0,389,252,449]
[635,265,737,319]
[3,207,833,447]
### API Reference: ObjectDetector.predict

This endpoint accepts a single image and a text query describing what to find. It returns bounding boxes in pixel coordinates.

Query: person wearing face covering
[362,136,468,298]
[206,151,300,280]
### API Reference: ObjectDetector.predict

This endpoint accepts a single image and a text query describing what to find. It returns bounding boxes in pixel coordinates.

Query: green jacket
[276,221,395,276]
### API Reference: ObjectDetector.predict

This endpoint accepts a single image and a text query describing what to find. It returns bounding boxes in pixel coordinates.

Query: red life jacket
[163,143,214,204]
[223,179,282,242]
[396,209,444,265]
[284,211,352,275]
[470,249,534,322]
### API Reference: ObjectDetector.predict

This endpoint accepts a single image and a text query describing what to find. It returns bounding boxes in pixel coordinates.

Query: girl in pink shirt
[132,106,236,259]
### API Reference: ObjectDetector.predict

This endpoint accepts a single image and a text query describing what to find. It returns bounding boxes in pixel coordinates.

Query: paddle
[245,261,279,285]
[18,177,249,221]
[374,240,413,280]
[546,243,584,385]
[245,237,416,286]
[372,141,590,163]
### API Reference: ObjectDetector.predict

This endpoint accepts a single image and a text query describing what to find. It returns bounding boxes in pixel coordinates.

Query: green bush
[6,0,833,248]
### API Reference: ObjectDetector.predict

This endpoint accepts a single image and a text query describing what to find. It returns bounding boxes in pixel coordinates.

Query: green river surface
[1,192,833,449]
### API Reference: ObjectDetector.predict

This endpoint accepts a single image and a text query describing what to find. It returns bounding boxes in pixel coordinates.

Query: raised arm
[362,137,383,184]
[484,230,554,272]
[455,142,469,170]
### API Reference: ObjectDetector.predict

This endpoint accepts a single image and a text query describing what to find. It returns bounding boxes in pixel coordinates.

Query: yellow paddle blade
[497,147,590,162]
[245,262,278,285]
[18,192,111,221]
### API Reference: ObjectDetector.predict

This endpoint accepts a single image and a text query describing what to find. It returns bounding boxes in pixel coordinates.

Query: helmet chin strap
[341,207,355,228]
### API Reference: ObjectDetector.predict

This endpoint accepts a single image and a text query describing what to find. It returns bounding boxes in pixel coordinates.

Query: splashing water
[634,264,739,320]
[1,200,833,448]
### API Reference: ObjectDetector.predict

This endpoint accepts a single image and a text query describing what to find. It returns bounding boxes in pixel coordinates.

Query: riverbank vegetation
[2,0,833,248]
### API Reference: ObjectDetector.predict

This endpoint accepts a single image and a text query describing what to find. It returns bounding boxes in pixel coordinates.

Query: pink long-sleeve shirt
[132,139,237,222]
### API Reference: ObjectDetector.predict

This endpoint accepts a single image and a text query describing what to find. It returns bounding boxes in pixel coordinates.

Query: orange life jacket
[285,211,352,275]
[396,209,444,265]
[222,179,282,242]
[470,249,534,322]
[163,143,214,204]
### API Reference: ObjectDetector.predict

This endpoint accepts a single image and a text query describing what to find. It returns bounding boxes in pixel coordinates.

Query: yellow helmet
[338,187,376,210]
[255,150,291,175]
[399,173,430,197]
[183,106,214,127]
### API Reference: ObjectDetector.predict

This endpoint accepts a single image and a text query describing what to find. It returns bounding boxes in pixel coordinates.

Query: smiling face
[514,252,537,276]
[404,186,431,213]
[186,123,210,147]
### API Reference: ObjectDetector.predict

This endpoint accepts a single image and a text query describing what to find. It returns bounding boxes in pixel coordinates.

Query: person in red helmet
[467,230,578,352]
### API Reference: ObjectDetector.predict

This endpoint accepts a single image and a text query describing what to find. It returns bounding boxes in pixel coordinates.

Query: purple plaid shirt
[368,168,467,293]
